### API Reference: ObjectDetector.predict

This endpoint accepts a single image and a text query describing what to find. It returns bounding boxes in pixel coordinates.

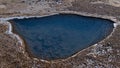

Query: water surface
[10,14,114,60]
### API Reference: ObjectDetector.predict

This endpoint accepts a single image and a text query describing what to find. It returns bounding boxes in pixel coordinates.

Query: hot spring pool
[9,14,114,60]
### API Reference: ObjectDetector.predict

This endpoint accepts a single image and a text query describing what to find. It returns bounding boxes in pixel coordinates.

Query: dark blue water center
[10,14,114,60]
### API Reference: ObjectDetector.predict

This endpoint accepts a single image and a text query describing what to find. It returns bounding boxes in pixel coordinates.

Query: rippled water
[10,14,114,60]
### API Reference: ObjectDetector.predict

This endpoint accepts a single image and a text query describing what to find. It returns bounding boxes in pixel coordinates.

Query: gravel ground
[0,0,120,68]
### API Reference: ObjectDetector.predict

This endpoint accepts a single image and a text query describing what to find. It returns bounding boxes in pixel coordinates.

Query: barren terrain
[0,0,120,68]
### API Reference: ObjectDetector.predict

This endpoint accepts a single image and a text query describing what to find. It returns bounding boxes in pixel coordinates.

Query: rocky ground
[0,0,120,68]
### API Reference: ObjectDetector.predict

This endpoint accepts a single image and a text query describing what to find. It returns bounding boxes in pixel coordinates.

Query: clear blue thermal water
[10,14,114,60]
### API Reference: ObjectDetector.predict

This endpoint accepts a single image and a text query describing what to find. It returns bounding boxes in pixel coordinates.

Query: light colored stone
[0,5,6,9]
